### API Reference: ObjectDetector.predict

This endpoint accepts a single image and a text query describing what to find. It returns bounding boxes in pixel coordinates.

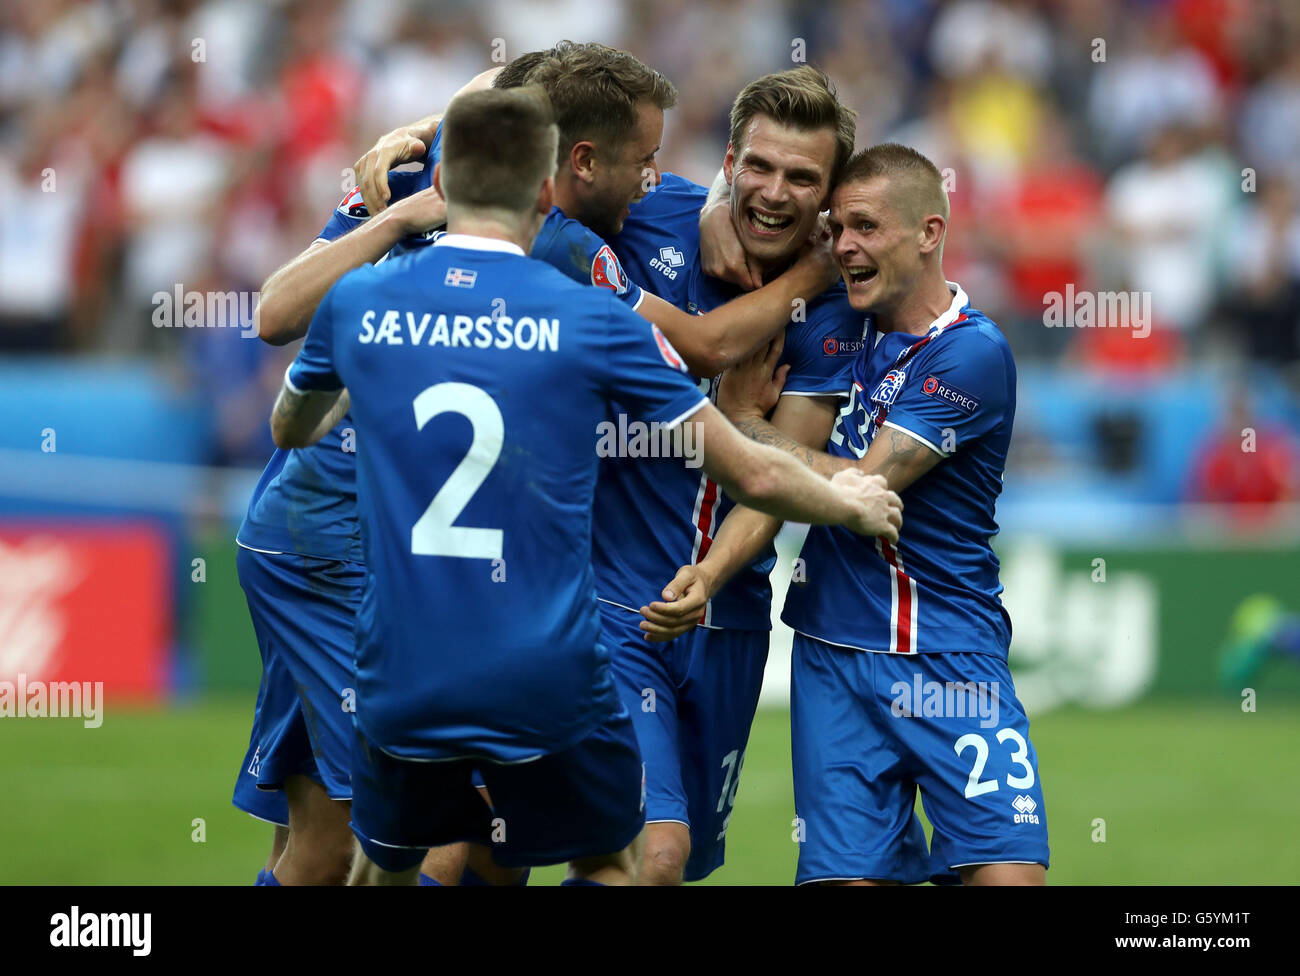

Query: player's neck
[445,214,536,254]
[552,177,579,222]
[877,272,954,337]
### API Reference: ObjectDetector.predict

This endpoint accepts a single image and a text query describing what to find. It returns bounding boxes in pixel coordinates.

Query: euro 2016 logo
[591,245,629,295]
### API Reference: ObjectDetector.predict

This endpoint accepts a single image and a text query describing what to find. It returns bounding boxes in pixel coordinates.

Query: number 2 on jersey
[410,382,504,559]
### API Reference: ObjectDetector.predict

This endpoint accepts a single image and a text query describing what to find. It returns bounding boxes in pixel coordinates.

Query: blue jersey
[239,126,645,559]
[390,122,645,309]
[600,173,861,629]
[237,170,427,561]
[783,285,1016,656]
[286,234,707,762]
[391,206,645,311]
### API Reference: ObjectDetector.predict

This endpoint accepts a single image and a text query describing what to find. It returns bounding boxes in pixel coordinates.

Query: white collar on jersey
[872,281,970,347]
[434,233,525,257]
[931,281,970,334]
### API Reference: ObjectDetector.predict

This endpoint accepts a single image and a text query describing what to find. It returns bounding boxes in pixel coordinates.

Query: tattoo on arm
[735,416,848,478]
[862,426,942,491]
[273,388,302,426]
[272,386,348,446]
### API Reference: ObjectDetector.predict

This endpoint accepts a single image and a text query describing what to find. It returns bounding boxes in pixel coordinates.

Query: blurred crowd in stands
[2,0,1298,507]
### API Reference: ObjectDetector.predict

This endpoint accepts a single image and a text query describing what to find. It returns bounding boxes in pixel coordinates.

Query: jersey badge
[338,186,367,218]
[921,374,980,413]
[870,368,907,410]
[591,244,628,294]
[444,267,477,288]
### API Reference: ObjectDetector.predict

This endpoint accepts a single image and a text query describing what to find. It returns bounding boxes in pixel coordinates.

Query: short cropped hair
[521,41,677,163]
[729,66,857,182]
[439,87,558,214]
[492,49,554,90]
[836,143,949,223]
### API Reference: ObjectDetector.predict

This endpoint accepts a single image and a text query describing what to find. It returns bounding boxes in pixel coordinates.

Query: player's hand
[793,214,839,293]
[700,200,763,291]
[639,563,717,642]
[716,332,787,421]
[383,184,447,236]
[831,469,903,542]
[354,125,433,216]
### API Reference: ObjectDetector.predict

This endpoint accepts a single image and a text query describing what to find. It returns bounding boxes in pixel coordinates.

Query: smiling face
[830,175,931,314]
[581,100,664,238]
[724,115,837,272]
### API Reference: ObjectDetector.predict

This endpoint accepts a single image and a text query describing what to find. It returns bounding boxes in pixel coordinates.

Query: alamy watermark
[890,675,1000,729]
[50,907,150,956]
[0,673,103,728]
[595,415,703,468]
[1042,285,1151,339]
[152,284,259,338]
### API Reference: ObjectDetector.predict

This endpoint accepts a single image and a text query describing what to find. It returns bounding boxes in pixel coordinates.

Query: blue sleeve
[315,170,429,243]
[286,281,343,392]
[780,299,859,398]
[884,329,1011,457]
[425,121,442,168]
[600,298,707,426]
[580,225,645,310]
[536,216,645,310]
[625,172,707,221]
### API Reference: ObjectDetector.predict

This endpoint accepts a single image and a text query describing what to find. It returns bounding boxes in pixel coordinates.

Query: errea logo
[650,245,684,280]
[1012,794,1040,824]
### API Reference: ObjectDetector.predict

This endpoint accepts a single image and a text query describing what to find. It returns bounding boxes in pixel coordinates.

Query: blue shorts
[791,634,1049,885]
[350,707,645,873]
[231,638,294,826]
[233,546,365,802]
[601,602,768,882]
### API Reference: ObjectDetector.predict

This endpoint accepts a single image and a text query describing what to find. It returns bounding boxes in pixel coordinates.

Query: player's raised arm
[256,60,527,348]
[635,229,837,377]
[352,66,503,215]
[255,186,447,346]
[716,337,943,491]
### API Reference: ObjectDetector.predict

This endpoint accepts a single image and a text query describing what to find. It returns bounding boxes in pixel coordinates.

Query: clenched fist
[830,469,903,542]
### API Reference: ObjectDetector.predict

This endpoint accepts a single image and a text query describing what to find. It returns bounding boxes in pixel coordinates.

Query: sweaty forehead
[738,116,836,176]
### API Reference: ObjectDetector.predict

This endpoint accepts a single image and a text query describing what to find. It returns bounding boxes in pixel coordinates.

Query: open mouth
[747,208,794,236]
[845,265,878,286]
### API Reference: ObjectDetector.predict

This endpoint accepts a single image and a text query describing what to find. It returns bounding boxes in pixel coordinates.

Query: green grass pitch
[2,698,1295,884]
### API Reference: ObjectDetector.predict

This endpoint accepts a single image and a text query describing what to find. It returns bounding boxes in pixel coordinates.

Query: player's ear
[722,143,736,185]
[538,174,555,216]
[919,213,945,256]
[432,162,444,199]
[570,140,597,185]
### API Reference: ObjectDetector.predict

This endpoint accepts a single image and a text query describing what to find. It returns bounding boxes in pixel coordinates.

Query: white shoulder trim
[881,419,948,458]
[664,396,710,429]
